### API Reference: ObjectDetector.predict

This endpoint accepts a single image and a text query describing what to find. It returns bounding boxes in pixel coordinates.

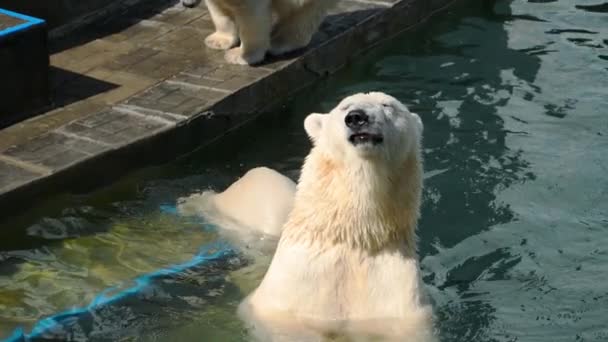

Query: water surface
[1,0,607,340]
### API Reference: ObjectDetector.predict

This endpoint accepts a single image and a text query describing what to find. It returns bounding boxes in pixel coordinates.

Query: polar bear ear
[304,113,325,144]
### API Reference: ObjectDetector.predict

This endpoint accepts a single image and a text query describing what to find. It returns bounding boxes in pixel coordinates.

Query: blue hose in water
[3,205,235,342]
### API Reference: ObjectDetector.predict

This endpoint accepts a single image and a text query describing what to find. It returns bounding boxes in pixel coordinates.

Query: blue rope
[2,204,235,342]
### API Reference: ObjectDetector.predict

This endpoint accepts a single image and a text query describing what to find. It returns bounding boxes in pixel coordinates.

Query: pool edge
[0,0,474,221]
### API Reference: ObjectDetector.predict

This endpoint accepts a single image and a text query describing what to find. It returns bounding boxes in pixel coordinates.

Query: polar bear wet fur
[204,0,339,65]
[232,92,435,341]
[177,167,296,238]
[176,92,433,340]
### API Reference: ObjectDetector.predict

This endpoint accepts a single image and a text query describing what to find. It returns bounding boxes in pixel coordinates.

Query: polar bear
[176,167,296,295]
[177,167,296,238]
[203,0,339,65]
[237,92,435,341]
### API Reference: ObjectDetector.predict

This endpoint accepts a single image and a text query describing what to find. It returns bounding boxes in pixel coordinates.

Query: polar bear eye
[382,104,395,112]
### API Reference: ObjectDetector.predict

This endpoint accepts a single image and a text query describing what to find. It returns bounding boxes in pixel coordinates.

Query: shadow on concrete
[49,66,118,107]
[0,67,118,128]
[261,8,384,66]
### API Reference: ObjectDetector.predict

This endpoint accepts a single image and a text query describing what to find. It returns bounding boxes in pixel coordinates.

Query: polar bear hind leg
[177,167,295,238]
[224,0,273,65]
[204,0,239,50]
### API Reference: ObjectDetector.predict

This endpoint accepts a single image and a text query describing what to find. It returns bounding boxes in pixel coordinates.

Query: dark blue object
[0,8,44,37]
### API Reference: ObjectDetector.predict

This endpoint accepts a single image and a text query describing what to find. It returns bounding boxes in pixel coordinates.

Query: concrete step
[0,0,471,220]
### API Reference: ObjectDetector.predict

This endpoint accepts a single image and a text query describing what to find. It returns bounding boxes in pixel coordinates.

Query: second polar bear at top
[203,0,339,65]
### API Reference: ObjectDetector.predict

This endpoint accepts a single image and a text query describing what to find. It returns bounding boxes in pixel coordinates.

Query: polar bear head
[304,92,422,165]
[286,92,423,251]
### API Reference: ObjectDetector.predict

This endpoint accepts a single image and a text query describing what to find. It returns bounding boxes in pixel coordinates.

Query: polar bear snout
[345,110,384,146]
[345,109,369,129]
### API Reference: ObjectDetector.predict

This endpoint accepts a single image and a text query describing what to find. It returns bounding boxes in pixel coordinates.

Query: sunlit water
[1,0,607,341]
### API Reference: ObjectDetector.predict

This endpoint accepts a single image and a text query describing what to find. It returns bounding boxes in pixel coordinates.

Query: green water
[1,0,607,340]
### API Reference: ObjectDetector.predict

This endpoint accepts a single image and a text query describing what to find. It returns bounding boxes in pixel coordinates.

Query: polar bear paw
[205,32,239,50]
[224,47,266,66]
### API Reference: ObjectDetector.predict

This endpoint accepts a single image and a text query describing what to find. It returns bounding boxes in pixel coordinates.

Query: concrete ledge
[0,9,50,127]
[0,0,468,220]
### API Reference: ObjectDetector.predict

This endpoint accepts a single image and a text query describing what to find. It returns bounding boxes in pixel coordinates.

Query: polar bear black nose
[345,110,369,129]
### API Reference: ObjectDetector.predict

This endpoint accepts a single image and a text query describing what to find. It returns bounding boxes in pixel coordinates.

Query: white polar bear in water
[176,166,296,293]
[179,92,434,341]
[177,167,295,238]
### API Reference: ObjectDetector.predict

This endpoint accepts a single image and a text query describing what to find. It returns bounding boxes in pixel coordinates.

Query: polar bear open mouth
[348,132,384,146]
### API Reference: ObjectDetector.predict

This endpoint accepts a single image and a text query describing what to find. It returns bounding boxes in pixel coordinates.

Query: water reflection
[312,1,540,254]
[575,3,608,14]
[350,2,541,340]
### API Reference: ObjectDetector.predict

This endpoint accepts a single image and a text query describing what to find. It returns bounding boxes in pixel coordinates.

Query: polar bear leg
[204,0,239,50]
[212,167,296,236]
[269,2,331,56]
[177,167,295,237]
[224,0,272,65]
